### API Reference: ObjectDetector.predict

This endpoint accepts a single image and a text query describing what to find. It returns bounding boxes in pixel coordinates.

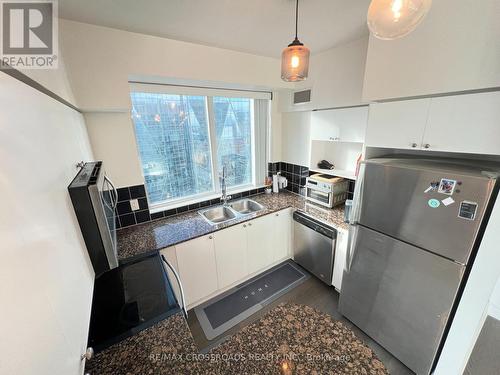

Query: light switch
[130,199,140,211]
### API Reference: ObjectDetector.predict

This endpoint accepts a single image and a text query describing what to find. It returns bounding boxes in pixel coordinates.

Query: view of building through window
[214,97,253,187]
[130,92,254,206]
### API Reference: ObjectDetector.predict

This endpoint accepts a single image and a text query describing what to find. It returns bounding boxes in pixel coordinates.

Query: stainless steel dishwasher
[293,211,337,285]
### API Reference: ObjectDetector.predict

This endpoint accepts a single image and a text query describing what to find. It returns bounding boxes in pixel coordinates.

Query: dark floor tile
[187,269,414,375]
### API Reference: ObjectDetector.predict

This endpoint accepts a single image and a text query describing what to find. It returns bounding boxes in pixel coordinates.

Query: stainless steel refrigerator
[339,157,499,375]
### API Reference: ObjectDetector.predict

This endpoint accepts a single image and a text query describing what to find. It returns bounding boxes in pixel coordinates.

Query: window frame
[129,83,270,212]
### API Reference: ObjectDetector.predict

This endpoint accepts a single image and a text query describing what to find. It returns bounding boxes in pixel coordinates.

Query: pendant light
[281,0,310,82]
[367,0,432,40]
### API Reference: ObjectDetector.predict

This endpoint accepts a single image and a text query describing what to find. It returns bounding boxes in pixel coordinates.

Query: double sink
[199,199,265,225]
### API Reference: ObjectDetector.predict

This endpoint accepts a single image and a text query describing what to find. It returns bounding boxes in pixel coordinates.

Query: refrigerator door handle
[345,224,359,272]
[350,163,366,225]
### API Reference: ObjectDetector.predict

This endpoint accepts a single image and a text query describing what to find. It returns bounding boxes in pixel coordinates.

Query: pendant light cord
[295,0,299,40]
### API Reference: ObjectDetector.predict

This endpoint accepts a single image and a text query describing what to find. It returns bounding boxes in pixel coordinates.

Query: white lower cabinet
[246,214,275,275]
[213,223,248,289]
[270,209,292,262]
[175,234,218,307]
[172,209,293,308]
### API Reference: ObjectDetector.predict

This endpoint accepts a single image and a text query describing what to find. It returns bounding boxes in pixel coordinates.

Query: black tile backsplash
[129,184,146,199]
[267,161,356,200]
[134,209,150,224]
[116,201,132,215]
[119,213,136,227]
[267,161,309,198]
[115,183,267,229]
[116,187,130,202]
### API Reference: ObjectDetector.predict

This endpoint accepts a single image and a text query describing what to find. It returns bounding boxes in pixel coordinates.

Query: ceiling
[58,0,371,58]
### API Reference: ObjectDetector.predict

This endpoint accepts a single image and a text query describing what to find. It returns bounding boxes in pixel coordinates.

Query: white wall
[59,19,288,185]
[435,194,500,374]
[84,112,144,187]
[279,37,368,112]
[281,111,311,166]
[363,0,500,101]
[0,72,94,375]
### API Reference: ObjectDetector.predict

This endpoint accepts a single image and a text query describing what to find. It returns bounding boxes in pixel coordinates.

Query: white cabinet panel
[271,209,292,262]
[214,224,248,289]
[311,106,368,143]
[424,91,500,154]
[175,235,218,306]
[365,99,430,149]
[246,214,274,275]
[332,229,348,291]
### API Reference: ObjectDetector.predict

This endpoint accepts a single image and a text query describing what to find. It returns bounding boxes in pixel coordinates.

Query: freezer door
[359,160,496,263]
[339,225,464,375]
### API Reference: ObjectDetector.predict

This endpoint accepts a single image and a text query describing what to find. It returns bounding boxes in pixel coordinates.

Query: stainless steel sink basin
[229,199,265,215]
[199,206,237,224]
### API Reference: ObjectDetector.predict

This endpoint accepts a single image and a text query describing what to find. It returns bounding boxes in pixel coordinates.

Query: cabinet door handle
[243,224,246,228]
[411,143,418,148]
[248,223,252,226]
[424,143,431,149]
[208,235,213,239]
[275,213,279,216]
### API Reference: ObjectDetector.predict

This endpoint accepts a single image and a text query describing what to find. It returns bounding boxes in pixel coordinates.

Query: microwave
[68,161,119,276]
[305,174,348,208]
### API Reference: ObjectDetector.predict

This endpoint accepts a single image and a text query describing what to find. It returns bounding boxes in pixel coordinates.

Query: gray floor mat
[194,260,309,340]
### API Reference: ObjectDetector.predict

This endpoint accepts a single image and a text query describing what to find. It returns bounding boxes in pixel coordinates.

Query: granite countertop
[86,303,388,375]
[117,191,348,260]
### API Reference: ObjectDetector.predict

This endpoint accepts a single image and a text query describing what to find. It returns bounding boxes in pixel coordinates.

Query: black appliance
[68,161,119,275]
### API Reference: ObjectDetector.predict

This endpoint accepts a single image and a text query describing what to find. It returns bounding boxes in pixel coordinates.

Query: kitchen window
[129,83,270,210]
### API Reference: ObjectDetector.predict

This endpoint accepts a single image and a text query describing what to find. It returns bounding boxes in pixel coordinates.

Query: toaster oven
[305,174,348,208]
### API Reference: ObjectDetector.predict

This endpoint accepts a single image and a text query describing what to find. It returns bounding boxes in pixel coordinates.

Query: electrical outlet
[130,199,140,211]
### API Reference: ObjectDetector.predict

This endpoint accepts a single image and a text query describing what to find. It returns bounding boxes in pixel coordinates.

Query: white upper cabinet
[363,0,500,101]
[365,99,430,150]
[366,91,500,156]
[311,106,368,143]
[214,224,248,289]
[424,92,500,154]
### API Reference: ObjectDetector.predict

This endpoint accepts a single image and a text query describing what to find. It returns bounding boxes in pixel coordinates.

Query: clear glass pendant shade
[281,41,310,82]
[367,0,432,40]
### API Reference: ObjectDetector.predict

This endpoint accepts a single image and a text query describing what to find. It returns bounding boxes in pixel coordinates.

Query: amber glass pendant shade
[367,0,432,40]
[281,0,310,82]
[281,39,310,82]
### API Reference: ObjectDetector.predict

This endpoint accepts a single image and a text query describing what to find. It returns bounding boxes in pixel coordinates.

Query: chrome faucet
[219,166,232,206]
